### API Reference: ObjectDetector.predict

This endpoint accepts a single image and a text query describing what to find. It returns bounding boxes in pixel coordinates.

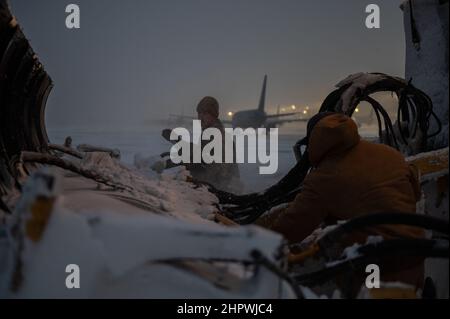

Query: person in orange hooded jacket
[268,112,424,294]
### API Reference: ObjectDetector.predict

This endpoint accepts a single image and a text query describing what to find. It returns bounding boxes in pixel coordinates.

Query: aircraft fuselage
[231,110,266,129]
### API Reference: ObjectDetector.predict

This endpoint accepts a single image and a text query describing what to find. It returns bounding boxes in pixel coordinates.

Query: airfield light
[228,111,233,117]
[291,105,296,110]
[303,110,308,114]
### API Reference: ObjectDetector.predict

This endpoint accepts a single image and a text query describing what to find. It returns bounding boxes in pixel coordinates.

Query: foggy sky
[9,0,406,130]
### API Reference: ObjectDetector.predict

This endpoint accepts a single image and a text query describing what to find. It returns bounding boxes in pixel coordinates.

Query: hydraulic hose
[319,212,449,249]
[295,238,449,286]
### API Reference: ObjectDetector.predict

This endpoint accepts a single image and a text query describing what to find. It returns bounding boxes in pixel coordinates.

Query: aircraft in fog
[224,75,308,129]
[168,75,308,129]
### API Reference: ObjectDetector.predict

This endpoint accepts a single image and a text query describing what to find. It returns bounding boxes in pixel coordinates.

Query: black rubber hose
[319,213,449,248]
[364,96,399,148]
[364,98,383,143]
[216,153,310,219]
[295,238,449,286]
[251,250,304,299]
[234,187,301,224]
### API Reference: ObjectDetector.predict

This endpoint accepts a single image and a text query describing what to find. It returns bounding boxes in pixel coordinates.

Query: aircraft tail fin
[257,75,267,112]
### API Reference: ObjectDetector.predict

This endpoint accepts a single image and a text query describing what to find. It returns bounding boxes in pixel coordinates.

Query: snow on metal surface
[0,164,293,298]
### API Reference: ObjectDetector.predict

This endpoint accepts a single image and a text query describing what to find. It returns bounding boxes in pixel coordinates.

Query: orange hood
[308,114,360,165]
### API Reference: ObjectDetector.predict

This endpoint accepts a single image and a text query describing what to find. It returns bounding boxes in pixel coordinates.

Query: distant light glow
[227,111,233,117]
[291,105,296,110]
[303,110,308,114]
[305,106,310,110]
[355,108,360,113]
